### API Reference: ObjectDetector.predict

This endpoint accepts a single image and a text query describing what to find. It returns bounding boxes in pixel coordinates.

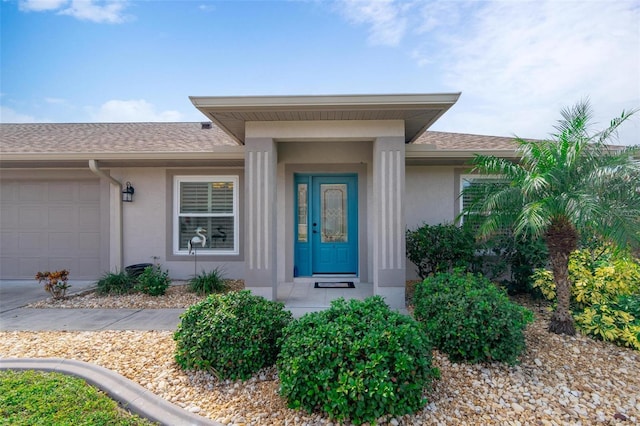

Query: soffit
[190,93,461,144]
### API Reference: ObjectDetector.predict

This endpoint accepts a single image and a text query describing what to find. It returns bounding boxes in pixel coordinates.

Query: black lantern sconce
[122,182,135,202]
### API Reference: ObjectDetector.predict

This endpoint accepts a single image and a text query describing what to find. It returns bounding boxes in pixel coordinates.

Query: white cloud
[435,1,640,142]
[59,0,131,24]
[335,0,408,46]
[18,0,67,12]
[0,106,39,123]
[89,99,183,122]
[198,4,215,12]
[18,0,132,23]
[334,0,640,144]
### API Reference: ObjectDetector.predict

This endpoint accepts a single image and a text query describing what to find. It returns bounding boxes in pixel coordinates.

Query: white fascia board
[190,93,461,109]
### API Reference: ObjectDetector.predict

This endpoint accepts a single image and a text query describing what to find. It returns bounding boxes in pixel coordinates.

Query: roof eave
[190,93,461,143]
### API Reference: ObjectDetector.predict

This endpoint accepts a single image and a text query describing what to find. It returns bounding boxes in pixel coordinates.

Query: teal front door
[294,174,358,276]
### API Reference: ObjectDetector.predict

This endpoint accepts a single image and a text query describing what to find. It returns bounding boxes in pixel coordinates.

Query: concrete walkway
[0,280,390,331]
[0,280,185,331]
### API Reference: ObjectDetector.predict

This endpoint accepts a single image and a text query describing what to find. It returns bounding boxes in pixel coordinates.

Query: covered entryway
[0,180,102,279]
[294,174,358,276]
[190,93,461,309]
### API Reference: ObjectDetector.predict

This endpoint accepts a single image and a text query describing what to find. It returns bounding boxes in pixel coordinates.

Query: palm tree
[463,100,640,335]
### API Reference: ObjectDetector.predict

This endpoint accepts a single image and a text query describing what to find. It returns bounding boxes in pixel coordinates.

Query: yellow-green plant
[533,247,640,349]
[574,305,640,350]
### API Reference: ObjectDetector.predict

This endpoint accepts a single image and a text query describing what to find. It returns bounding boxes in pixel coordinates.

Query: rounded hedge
[173,290,293,381]
[277,296,438,425]
[413,270,534,364]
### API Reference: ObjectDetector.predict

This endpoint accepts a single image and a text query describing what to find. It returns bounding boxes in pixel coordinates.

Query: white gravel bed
[5,290,640,425]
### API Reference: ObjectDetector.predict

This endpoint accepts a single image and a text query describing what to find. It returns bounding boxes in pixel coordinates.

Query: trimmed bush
[406,222,475,279]
[174,290,293,381]
[134,265,171,296]
[533,246,640,350]
[277,297,438,425]
[188,267,227,295]
[414,270,534,364]
[95,270,135,295]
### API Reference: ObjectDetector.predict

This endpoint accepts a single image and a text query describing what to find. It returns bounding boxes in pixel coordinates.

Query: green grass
[0,370,155,426]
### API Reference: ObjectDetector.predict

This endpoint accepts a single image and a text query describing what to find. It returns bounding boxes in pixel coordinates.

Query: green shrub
[95,270,135,295]
[474,233,548,296]
[406,222,475,279]
[277,297,438,425]
[174,290,293,381]
[134,265,171,296]
[188,267,227,295]
[414,270,534,364]
[533,246,640,350]
[618,294,640,319]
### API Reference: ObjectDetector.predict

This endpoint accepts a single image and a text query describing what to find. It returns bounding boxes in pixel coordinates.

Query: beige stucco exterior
[3,93,524,309]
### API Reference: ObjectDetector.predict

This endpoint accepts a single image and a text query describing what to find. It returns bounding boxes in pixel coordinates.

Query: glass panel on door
[320,184,347,243]
[297,183,308,242]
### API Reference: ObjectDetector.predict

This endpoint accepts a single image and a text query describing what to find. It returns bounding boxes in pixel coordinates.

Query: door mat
[314,281,355,289]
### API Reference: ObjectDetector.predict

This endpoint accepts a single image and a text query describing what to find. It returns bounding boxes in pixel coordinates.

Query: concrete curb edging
[0,358,222,426]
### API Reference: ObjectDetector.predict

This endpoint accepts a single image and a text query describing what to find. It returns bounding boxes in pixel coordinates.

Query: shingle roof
[0,122,238,154]
[414,131,518,150]
[0,122,519,155]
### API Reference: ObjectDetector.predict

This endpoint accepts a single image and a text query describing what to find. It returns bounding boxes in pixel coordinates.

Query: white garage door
[0,180,102,279]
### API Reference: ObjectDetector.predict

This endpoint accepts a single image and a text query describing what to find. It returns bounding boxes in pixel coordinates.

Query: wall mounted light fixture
[122,182,135,202]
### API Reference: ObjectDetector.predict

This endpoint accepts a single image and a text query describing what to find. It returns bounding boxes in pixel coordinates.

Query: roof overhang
[190,93,461,144]
[0,147,245,169]
[405,145,519,166]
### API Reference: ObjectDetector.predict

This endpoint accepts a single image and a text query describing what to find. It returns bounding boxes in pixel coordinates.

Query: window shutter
[180,182,234,214]
[180,182,209,213]
[210,182,234,213]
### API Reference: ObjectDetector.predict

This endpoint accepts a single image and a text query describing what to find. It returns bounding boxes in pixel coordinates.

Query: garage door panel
[19,183,47,202]
[0,181,18,203]
[78,232,101,251]
[49,206,76,229]
[19,232,45,251]
[19,257,43,277]
[78,206,100,229]
[0,179,102,279]
[49,232,75,250]
[0,256,19,277]
[18,206,47,228]
[79,182,100,202]
[48,182,75,202]
[75,258,101,277]
[0,205,19,228]
[0,231,17,254]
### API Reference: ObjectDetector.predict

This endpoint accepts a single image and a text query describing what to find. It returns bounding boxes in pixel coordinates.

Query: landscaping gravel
[3,288,639,425]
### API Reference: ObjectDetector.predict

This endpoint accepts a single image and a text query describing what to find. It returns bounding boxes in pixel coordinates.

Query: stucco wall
[108,167,245,280]
[404,165,463,280]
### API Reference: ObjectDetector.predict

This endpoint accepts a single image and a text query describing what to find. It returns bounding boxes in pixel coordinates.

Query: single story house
[0,93,519,308]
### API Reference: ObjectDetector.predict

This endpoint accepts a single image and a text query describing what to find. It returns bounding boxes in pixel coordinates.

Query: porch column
[373,136,406,309]
[244,137,278,301]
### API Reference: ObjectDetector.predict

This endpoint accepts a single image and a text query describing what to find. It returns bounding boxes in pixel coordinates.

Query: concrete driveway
[0,280,96,313]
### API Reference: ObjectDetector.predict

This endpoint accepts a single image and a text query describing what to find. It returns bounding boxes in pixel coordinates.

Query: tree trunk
[544,217,578,336]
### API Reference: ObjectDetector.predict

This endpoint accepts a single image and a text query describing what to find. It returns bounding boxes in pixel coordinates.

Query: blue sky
[2,0,639,144]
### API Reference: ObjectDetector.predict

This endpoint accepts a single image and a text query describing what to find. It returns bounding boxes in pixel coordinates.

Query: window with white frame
[460,175,507,230]
[174,176,239,255]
